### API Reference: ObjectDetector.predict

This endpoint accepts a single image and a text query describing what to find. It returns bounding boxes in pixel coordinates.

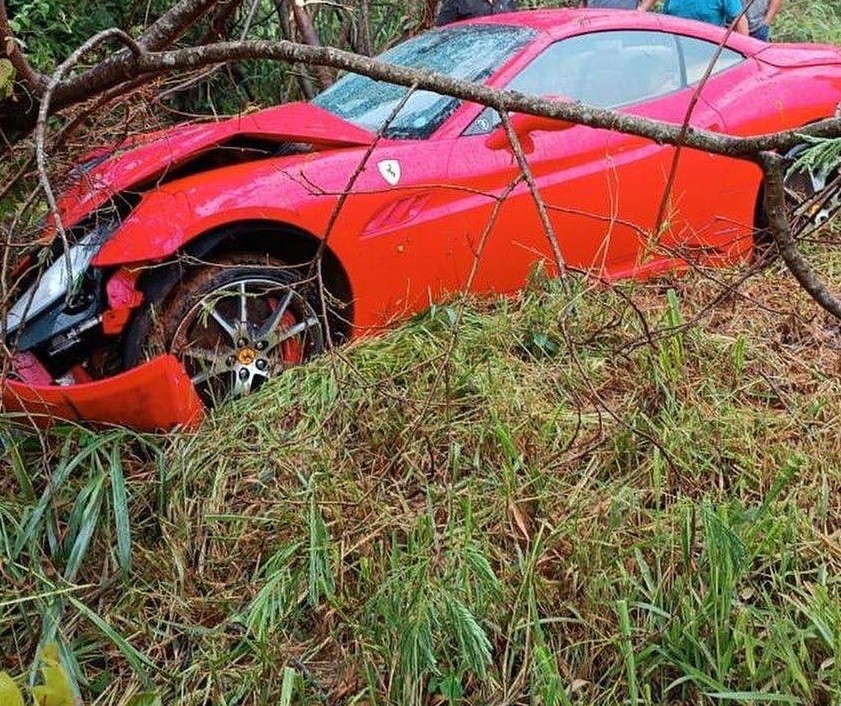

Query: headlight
[4,231,105,336]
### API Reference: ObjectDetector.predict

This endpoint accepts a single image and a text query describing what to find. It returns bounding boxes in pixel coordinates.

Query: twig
[498,109,570,294]
[651,14,745,238]
[35,29,142,306]
[759,150,841,320]
[307,83,419,349]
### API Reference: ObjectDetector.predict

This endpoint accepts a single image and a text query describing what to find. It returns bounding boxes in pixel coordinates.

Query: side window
[465,31,683,136]
[678,36,744,85]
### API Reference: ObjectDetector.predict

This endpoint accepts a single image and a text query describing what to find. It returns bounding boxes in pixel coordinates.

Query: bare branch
[139,0,224,49]
[0,0,44,90]
[288,0,333,89]
[759,151,841,320]
[35,29,143,301]
[48,0,222,114]
[123,39,841,160]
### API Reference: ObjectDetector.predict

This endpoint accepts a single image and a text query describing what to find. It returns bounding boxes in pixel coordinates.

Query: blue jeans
[751,23,771,41]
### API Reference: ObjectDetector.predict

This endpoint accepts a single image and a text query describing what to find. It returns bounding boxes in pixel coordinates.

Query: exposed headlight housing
[4,230,105,336]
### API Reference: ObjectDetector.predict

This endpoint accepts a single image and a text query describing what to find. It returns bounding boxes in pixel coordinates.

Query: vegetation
[2,0,841,704]
[775,0,841,44]
[4,245,841,704]
[1,644,77,706]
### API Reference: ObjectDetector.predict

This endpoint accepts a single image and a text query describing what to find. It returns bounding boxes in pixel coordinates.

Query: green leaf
[63,471,106,582]
[279,667,296,706]
[66,595,155,687]
[33,644,75,706]
[0,672,25,706]
[436,674,464,699]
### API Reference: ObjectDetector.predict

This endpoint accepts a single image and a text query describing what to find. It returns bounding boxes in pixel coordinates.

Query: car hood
[55,102,375,232]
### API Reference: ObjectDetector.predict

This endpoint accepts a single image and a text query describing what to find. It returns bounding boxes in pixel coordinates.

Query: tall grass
[4,243,841,703]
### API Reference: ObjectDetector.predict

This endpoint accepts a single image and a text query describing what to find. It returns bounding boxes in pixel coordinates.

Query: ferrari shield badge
[377,159,401,186]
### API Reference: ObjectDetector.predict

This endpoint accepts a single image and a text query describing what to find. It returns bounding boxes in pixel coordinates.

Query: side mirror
[485,99,577,152]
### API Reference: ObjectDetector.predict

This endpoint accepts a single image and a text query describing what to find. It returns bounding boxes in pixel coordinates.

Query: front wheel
[125,254,326,406]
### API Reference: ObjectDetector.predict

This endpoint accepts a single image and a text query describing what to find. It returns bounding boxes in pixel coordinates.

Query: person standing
[435,0,518,26]
[742,0,783,40]
[638,0,749,34]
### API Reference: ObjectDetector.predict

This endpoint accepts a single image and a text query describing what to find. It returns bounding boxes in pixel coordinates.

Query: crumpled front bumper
[2,355,204,431]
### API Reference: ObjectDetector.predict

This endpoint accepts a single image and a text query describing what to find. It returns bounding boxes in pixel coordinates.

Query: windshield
[312,25,536,139]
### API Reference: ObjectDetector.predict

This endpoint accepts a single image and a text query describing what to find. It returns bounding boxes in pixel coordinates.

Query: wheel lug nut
[255,340,267,351]
[237,338,248,348]
[238,368,249,381]
[226,356,236,366]
[255,359,267,371]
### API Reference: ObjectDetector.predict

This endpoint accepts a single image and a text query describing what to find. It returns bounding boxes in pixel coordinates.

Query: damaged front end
[1,102,373,429]
[2,203,204,430]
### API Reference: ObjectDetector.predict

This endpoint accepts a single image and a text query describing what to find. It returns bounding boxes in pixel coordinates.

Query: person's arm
[723,0,749,33]
[638,0,658,10]
[764,0,783,25]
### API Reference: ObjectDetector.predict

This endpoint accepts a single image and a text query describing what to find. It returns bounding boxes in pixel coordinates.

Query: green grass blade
[703,691,801,703]
[109,443,132,578]
[66,595,156,686]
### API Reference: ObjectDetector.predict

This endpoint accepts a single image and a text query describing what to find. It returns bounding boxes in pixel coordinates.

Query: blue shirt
[662,0,742,25]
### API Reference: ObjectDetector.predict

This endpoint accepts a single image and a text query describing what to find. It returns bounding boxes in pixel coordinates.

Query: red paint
[10,352,53,386]
[6,9,841,430]
[57,103,374,235]
[106,268,144,310]
[2,355,204,430]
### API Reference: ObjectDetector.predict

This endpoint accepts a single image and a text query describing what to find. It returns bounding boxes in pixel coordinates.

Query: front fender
[92,166,334,267]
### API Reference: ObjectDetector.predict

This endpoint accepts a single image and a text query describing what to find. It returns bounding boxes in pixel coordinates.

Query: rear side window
[678,36,744,84]
[506,30,683,108]
[464,30,746,136]
[465,30,684,135]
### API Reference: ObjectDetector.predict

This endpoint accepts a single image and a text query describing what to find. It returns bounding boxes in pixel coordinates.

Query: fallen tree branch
[2,0,222,125]
[35,29,143,299]
[122,39,841,159]
[759,150,841,320]
[0,0,43,90]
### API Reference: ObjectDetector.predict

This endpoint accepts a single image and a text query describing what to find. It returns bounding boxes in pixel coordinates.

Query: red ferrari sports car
[3,9,841,429]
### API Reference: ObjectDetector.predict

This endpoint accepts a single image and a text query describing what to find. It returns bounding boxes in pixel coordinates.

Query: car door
[622,35,753,266]
[445,29,745,288]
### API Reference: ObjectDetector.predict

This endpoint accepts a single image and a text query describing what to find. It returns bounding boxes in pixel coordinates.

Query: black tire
[123,253,326,406]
